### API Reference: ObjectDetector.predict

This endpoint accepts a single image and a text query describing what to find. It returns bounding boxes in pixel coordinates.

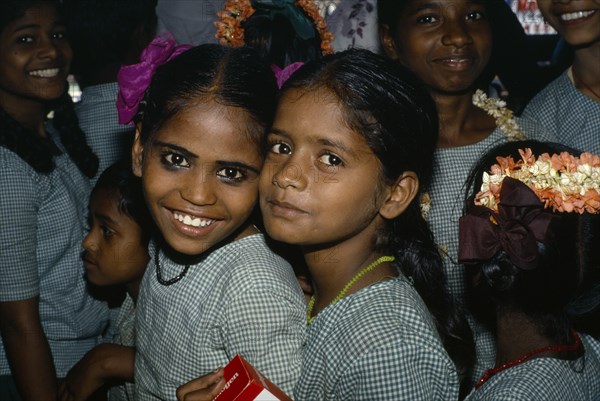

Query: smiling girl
[120,40,305,399]
[0,0,108,399]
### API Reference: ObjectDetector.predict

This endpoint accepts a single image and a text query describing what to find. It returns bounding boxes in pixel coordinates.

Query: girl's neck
[432,91,496,148]
[303,240,396,317]
[126,277,143,304]
[572,43,600,101]
[0,96,49,138]
[495,310,569,365]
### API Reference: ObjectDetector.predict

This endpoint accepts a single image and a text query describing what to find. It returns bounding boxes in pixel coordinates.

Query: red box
[213,355,293,401]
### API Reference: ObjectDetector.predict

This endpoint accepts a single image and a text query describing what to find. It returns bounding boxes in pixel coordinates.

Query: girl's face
[133,101,263,256]
[83,189,149,287]
[537,0,600,47]
[259,88,389,247]
[0,2,72,105]
[382,0,492,94]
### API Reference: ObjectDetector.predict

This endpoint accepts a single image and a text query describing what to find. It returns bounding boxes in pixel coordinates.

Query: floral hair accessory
[215,0,334,55]
[271,61,304,89]
[116,33,192,125]
[459,177,556,270]
[475,148,600,214]
[472,89,525,141]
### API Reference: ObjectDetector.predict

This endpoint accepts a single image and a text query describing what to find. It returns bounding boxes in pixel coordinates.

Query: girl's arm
[0,297,57,401]
[58,344,135,401]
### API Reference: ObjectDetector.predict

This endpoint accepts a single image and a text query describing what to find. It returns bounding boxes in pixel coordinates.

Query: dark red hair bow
[458,178,556,270]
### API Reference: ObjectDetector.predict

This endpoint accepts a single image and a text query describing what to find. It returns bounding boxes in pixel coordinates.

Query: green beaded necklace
[306,255,395,324]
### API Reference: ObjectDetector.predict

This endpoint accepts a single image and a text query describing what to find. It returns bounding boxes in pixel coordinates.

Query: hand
[176,368,225,401]
[58,346,108,401]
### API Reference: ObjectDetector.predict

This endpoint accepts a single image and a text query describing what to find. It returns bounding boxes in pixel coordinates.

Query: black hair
[377,0,542,111]
[138,44,277,157]
[242,3,323,67]
[0,0,98,178]
[92,160,154,245]
[282,48,475,395]
[64,0,158,79]
[465,140,600,340]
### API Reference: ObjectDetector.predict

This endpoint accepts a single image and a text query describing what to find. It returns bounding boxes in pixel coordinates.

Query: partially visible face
[133,101,263,256]
[537,0,600,47]
[259,88,388,247]
[82,189,149,287]
[0,2,72,105]
[383,0,492,95]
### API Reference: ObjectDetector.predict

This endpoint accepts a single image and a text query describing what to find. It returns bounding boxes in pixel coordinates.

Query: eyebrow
[152,140,198,160]
[153,140,260,174]
[270,128,358,159]
[94,211,119,227]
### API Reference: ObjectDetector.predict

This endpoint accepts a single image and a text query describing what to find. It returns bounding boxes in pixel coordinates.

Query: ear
[379,171,419,220]
[131,124,144,178]
[379,24,400,61]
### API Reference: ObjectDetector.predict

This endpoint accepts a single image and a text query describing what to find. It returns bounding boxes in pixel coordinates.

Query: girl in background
[377,0,556,379]
[458,140,600,400]
[59,161,153,401]
[123,40,305,399]
[0,1,108,399]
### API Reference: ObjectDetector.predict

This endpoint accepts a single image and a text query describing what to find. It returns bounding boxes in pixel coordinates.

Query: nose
[180,168,219,205]
[82,230,97,252]
[441,20,474,48]
[37,35,59,60]
[269,157,309,190]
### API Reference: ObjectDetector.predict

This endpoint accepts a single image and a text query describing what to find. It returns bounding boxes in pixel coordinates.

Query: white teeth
[29,68,60,78]
[560,10,595,21]
[173,212,214,228]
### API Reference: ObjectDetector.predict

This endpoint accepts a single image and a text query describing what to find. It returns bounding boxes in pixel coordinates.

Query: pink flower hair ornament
[116,33,192,125]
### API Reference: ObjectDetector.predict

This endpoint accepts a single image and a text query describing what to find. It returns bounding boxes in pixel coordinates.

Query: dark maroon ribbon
[458,177,556,270]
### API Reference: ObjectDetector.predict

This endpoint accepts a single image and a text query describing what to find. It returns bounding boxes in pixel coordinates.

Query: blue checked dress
[465,333,600,401]
[294,276,459,401]
[134,233,306,400]
[75,82,133,185]
[522,69,600,155]
[0,130,109,377]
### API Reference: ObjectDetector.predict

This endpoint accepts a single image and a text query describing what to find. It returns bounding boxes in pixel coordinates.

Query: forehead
[400,0,487,12]
[3,2,62,32]
[153,100,263,162]
[275,88,375,157]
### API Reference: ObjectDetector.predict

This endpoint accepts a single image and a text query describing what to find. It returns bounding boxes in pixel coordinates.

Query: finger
[176,369,224,400]
[178,377,226,401]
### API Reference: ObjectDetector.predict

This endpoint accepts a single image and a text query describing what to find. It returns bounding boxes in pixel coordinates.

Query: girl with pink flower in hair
[459,140,600,400]
[73,36,306,401]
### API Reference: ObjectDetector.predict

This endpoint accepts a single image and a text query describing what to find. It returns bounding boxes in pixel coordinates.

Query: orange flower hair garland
[475,148,600,214]
[215,0,335,55]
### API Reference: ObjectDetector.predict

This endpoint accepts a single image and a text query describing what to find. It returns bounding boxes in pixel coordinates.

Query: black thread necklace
[154,247,190,286]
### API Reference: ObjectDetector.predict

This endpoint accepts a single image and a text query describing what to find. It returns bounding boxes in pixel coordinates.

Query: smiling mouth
[29,68,61,78]
[173,211,215,228]
[559,10,597,22]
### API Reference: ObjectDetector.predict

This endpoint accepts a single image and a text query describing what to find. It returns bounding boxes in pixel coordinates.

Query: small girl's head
[83,160,152,288]
[260,48,438,251]
[131,43,278,257]
[378,0,532,98]
[460,140,600,337]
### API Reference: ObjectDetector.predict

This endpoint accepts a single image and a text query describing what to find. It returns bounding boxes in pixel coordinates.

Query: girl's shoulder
[0,145,49,196]
[216,233,300,290]
[468,333,600,401]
